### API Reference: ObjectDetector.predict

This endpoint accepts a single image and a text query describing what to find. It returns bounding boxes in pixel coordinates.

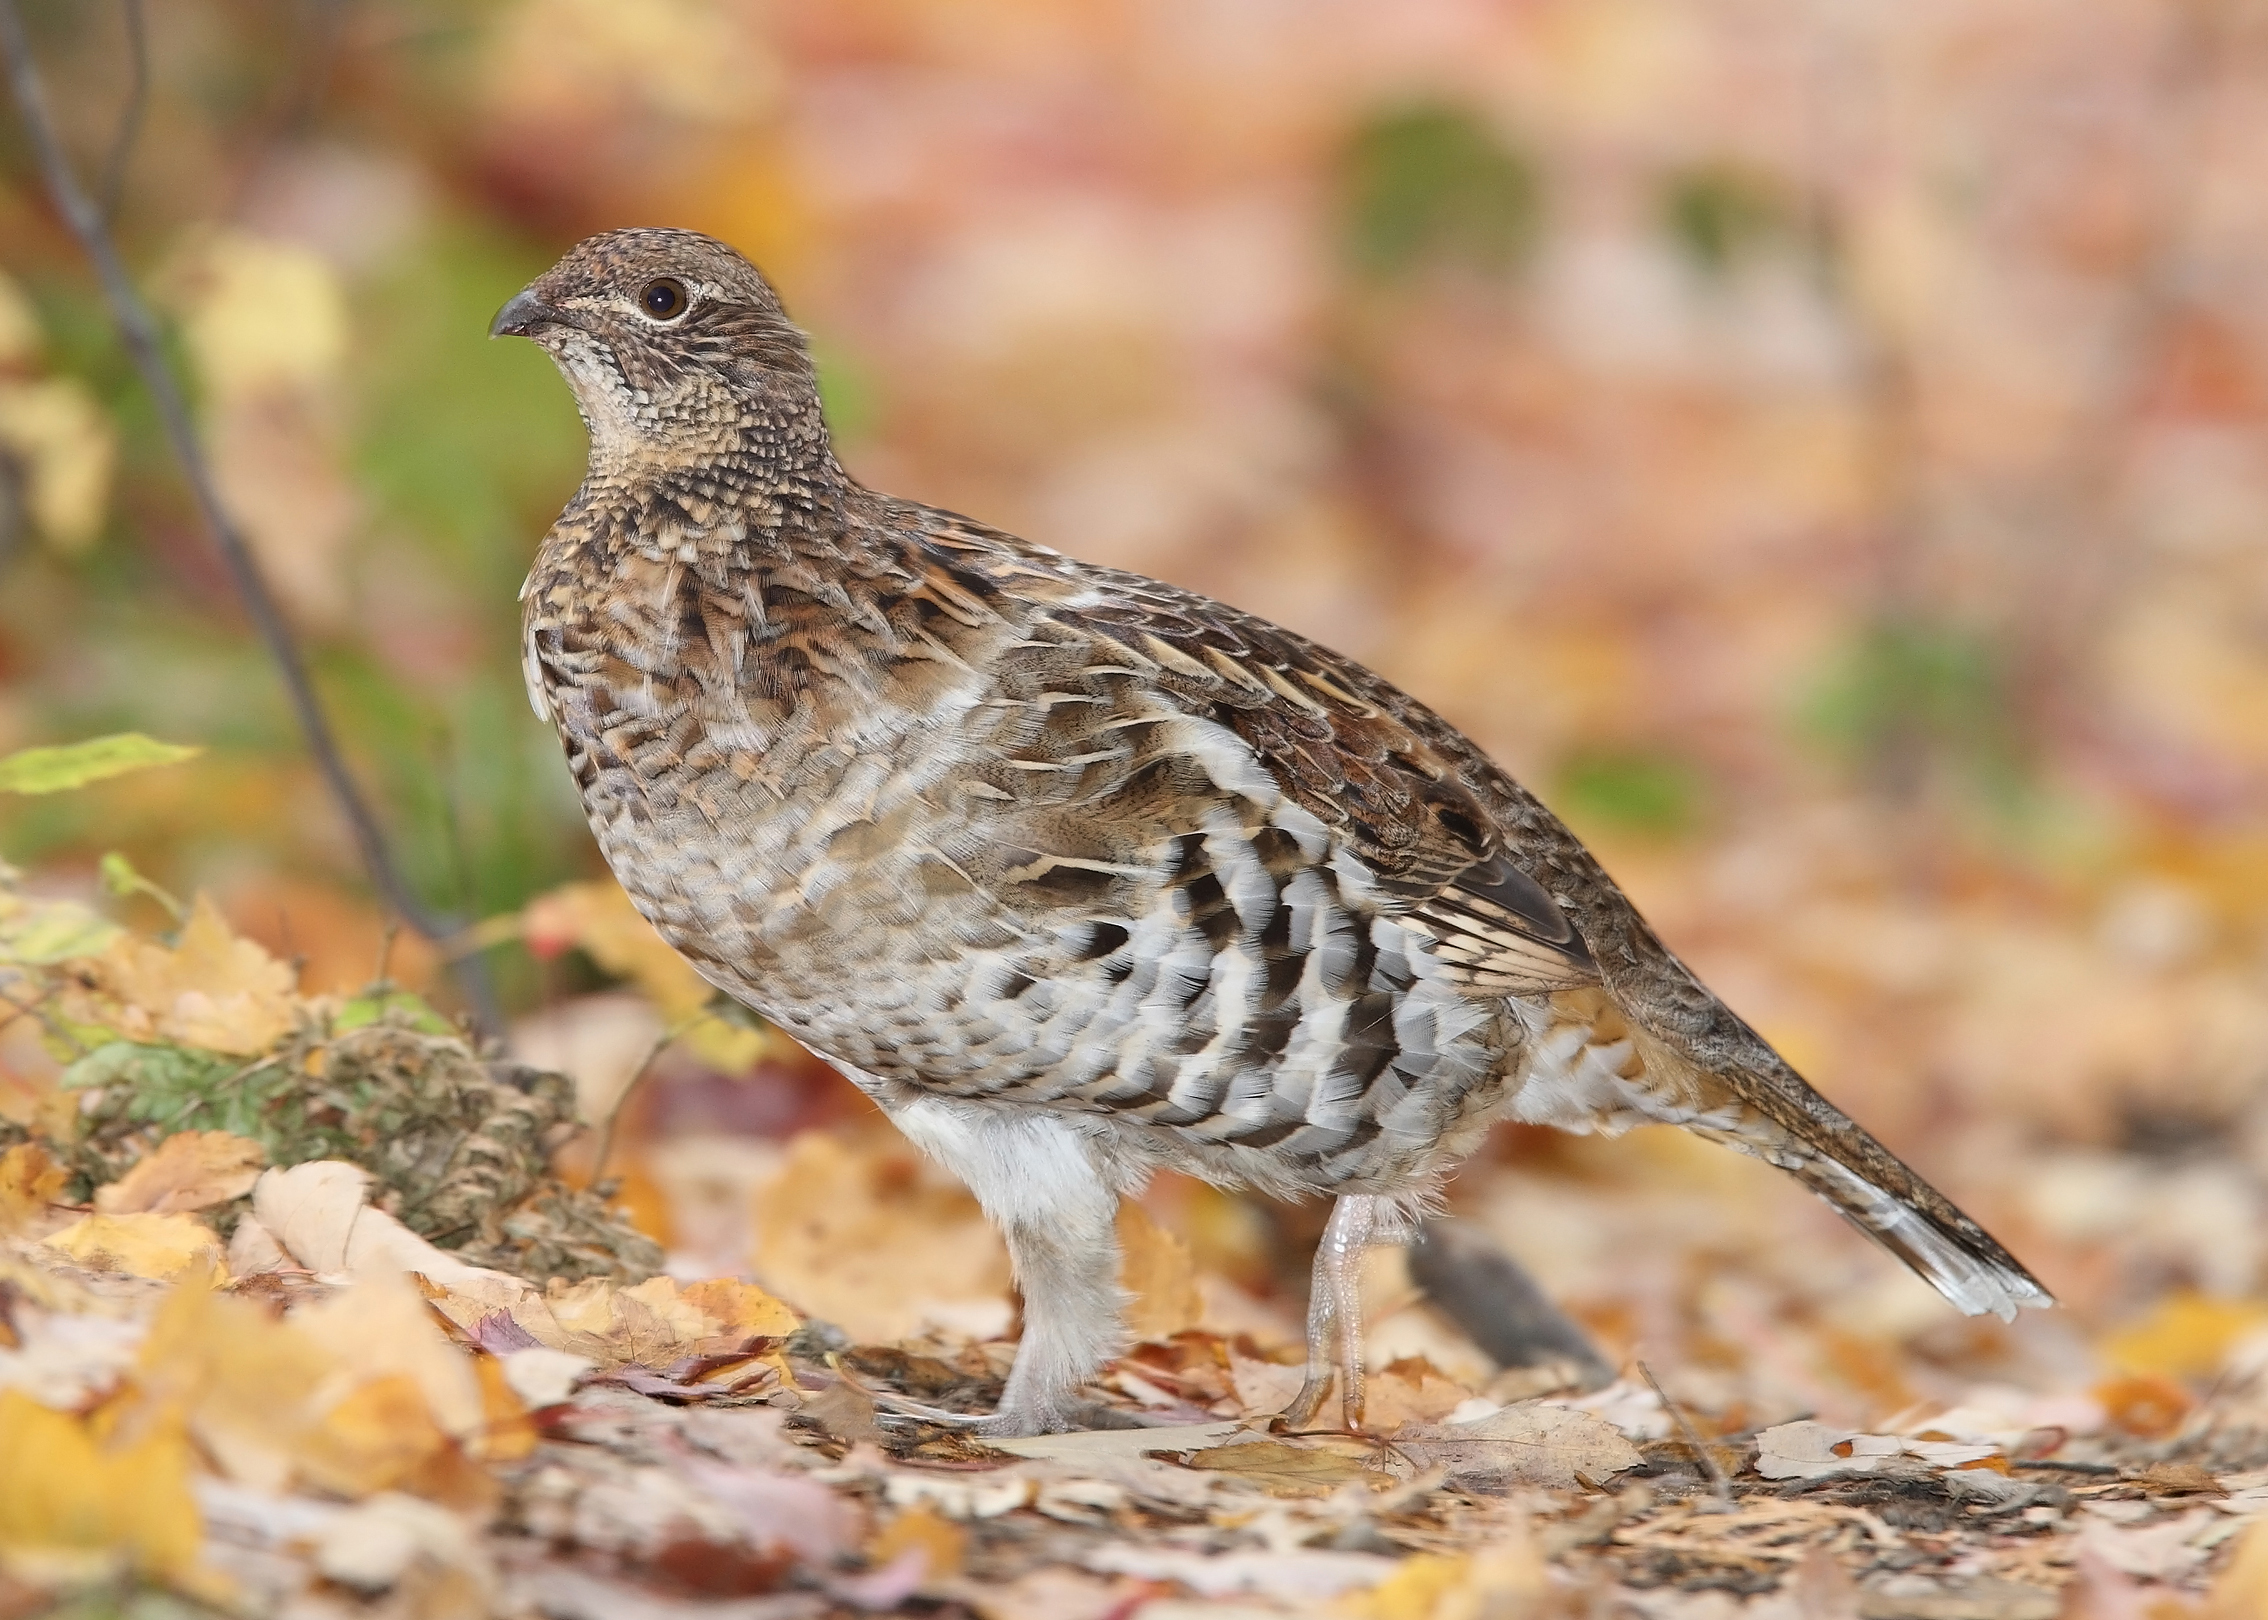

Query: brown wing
[1033,555,1595,996]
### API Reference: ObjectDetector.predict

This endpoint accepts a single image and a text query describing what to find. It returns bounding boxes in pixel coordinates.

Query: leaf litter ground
[6,880,2268,1619]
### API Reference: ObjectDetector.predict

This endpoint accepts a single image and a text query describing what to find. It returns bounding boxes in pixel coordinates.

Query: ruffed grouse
[495,228,2052,1436]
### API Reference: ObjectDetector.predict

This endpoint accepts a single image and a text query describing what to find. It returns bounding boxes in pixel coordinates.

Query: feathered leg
[885,1097,1128,1435]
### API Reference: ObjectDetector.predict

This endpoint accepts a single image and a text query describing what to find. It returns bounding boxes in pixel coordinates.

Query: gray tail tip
[1959,1270,2057,1324]
[1810,1157,2054,1322]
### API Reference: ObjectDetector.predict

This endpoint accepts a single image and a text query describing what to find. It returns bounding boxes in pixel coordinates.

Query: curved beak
[489,288,560,339]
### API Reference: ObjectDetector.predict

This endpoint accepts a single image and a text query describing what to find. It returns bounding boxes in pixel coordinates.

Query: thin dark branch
[0,0,498,1035]
[1638,1360,1734,1511]
[96,0,146,225]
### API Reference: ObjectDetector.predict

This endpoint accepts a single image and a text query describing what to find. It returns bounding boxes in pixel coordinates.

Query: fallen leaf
[673,1453,862,1564]
[1118,1200,1202,1341]
[292,1270,488,1445]
[93,1130,265,1215]
[798,1379,884,1447]
[1393,1403,1642,1491]
[96,895,296,1054]
[870,1504,966,1582]
[1177,1438,1374,1497]
[133,1276,335,1494]
[677,1276,800,1341]
[752,1129,1010,1344]
[470,1353,538,1463]
[2095,1374,2193,1440]
[1753,1419,1998,1480]
[247,1160,525,1302]
[2104,1292,2268,1382]
[1341,1532,1549,1620]
[1084,1543,1396,1601]
[2076,1506,2218,1581]
[41,1212,222,1281]
[311,1490,493,1598]
[0,1142,67,1236]
[2134,1461,2224,1497]
[297,1372,456,1501]
[517,880,772,1071]
[988,1420,1241,1462]
[498,1346,594,1410]
[2202,1518,2268,1618]
[0,1389,203,1584]
[1367,1356,1477,1431]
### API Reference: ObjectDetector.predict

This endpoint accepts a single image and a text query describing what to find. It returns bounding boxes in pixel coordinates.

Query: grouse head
[492,227,828,478]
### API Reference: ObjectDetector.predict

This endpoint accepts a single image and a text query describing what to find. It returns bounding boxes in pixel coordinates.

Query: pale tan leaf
[1392,1403,1641,1491]
[94,1130,265,1215]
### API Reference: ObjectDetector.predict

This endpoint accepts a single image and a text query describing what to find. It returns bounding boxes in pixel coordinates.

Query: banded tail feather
[1709,1060,2053,1322]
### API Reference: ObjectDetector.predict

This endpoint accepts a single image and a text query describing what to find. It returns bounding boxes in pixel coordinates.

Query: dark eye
[640,278,688,320]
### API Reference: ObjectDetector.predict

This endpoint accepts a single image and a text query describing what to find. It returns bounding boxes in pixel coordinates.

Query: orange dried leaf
[870,1505,966,1582]
[1367,1356,1476,1431]
[297,1373,452,1499]
[2094,1374,2193,1440]
[1118,1201,1202,1341]
[0,1142,67,1236]
[470,1353,538,1463]
[93,1130,265,1215]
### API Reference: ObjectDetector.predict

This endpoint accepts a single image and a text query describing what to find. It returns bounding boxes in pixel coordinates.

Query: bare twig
[1639,1360,1735,1511]
[590,1027,678,1185]
[96,0,146,225]
[0,0,498,1034]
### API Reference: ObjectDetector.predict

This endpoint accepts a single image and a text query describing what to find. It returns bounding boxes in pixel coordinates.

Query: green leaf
[1341,102,1542,280]
[334,987,455,1037]
[1660,163,1789,277]
[60,1041,287,1142]
[1555,749,1705,837]
[99,851,185,921]
[0,734,201,795]
[0,895,123,964]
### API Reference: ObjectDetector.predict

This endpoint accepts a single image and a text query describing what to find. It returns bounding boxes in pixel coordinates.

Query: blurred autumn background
[7,0,2268,1451]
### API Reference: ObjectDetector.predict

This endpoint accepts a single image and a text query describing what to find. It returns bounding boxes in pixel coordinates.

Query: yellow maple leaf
[0,1390,205,1587]
[0,1141,68,1237]
[42,1212,223,1281]
[2102,1292,2268,1382]
[292,1271,487,1447]
[134,1278,332,1496]
[97,895,297,1054]
[94,1130,265,1215]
